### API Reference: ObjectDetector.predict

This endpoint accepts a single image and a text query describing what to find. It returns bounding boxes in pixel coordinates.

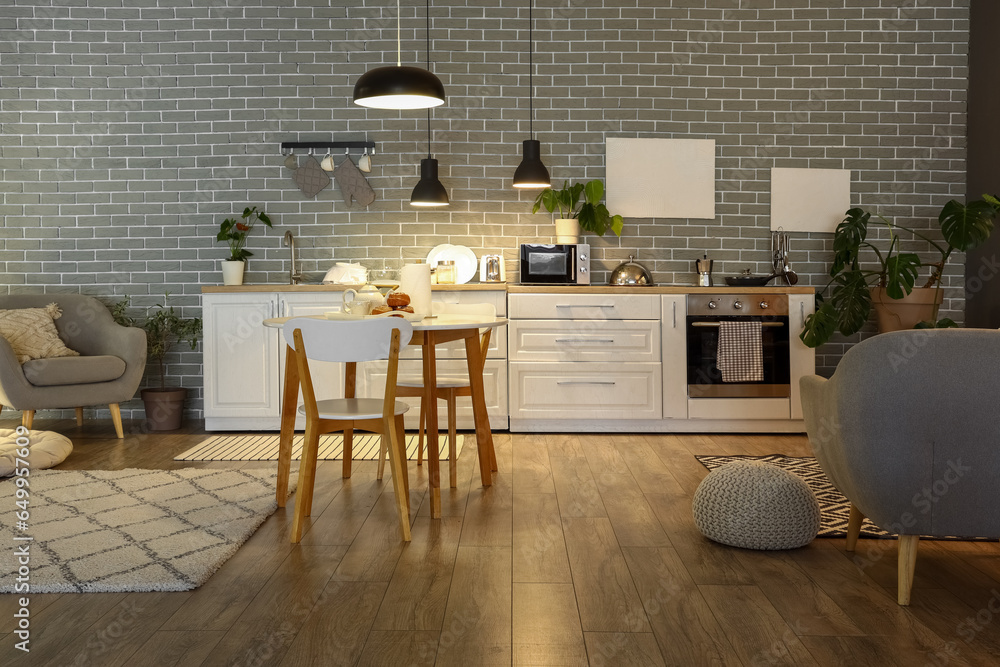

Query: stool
[0,429,73,477]
[692,460,820,550]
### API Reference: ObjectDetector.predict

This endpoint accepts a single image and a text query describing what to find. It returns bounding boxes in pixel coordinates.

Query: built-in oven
[519,243,591,285]
[686,293,790,398]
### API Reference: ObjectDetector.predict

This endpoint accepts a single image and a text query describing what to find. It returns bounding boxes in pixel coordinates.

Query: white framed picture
[606,137,716,219]
[770,167,852,233]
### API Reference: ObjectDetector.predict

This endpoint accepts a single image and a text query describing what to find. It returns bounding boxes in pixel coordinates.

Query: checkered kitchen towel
[717,321,763,382]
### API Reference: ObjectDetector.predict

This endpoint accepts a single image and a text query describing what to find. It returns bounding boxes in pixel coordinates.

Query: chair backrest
[282,317,414,363]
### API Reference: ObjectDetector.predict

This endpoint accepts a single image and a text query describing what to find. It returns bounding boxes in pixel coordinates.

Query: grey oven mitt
[292,156,331,198]
[333,156,376,207]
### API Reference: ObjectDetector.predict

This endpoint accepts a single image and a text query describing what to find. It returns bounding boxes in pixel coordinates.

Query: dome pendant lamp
[410,0,449,207]
[512,0,550,189]
[352,0,445,110]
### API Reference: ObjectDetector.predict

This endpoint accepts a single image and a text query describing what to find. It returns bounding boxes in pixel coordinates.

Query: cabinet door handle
[555,304,615,308]
[672,301,677,328]
[270,298,276,318]
[280,298,286,317]
[554,338,615,344]
[557,380,616,386]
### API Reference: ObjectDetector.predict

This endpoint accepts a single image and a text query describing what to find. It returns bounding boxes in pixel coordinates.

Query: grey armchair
[0,294,146,438]
[800,328,1000,605]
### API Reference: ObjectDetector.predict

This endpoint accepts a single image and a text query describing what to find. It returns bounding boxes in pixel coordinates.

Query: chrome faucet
[283,231,304,284]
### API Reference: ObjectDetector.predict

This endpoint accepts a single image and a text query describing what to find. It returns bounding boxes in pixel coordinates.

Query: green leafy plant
[112,296,202,390]
[217,206,273,261]
[532,180,625,237]
[801,194,1000,348]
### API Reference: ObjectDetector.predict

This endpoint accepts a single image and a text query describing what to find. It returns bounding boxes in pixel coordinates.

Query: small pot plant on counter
[217,205,273,285]
[532,180,625,243]
[800,194,1000,348]
[113,296,202,431]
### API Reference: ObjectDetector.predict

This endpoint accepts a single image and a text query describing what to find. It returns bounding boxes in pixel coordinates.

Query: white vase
[555,218,581,244]
[221,260,245,286]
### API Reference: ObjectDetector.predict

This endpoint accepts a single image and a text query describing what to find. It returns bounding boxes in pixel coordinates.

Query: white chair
[394,301,496,488]
[281,317,414,542]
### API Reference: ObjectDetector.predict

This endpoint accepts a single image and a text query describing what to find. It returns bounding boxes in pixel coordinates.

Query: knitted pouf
[0,429,73,477]
[692,460,820,550]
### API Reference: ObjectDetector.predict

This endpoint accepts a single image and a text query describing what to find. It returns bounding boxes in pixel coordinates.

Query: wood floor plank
[512,582,587,665]
[330,492,408,582]
[434,546,512,666]
[459,472,513,547]
[0,593,64,634]
[297,471,385,546]
[583,632,665,666]
[622,546,742,666]
[580,434,632,474]
[511,433,556,495]
[901,587,1000,667]
[544,433,588,459]
[127,630,225,667]
[733,546,865,637]
[357,630,440,666]
[799,634,969,667]
[198,544,347,666]
[593,472,672,548]
[616,435,687,496]
[644,434,711,496]
[279,580,387,666]
[550,456,607,519]
[700,584,820,666]
[512,493,573,584]
[371,516,463,631]
[562,518,650,633]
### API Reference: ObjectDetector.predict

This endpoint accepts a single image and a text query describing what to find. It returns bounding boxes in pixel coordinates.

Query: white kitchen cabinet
[660,295,688,419]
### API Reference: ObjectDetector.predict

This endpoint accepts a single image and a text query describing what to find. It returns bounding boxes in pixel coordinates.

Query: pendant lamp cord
[396,0,402,67]
[528,0,534,139]
[426,0,433,158]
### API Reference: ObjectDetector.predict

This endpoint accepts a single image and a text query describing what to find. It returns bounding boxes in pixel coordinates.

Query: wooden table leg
[422,332,442,518]
[464,331,495,486]
[276,343,299,507]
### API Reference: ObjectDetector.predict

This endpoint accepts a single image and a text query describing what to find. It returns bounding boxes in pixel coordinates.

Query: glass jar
[435,260,456,284]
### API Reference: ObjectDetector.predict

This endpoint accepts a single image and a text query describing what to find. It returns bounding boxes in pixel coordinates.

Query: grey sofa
[0,294,146,438]
[800,328,1000,605]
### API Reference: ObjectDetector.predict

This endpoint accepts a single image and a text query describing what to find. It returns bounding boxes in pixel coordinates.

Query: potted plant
[800,194,1000,348]
[112,296,203,431]
[217,205,273,285]
[532,180,625,243]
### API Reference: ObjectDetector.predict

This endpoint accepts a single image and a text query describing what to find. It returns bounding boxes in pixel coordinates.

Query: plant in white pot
[217,206,273,285]
[532,180,625,243]
[112,296,202,431]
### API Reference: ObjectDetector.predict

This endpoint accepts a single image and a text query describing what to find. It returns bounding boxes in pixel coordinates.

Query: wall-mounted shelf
[280,141,376,155]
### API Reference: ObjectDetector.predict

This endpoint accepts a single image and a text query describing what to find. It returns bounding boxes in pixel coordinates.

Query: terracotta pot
[141,387,187,431]
[555,218,581,244]
[870,287,943,333]
[221,260,245,286]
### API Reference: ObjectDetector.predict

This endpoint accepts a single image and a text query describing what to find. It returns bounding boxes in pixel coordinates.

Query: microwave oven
[519,244,591,285]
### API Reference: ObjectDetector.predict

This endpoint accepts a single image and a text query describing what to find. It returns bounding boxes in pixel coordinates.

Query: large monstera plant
[800,195,1000,348]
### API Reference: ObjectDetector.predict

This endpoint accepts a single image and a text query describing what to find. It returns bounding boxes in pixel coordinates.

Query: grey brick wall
[0,0,971,419]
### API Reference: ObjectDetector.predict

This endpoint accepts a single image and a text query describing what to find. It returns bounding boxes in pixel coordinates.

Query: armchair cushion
[0,303,80,364]
[22,356,127,387]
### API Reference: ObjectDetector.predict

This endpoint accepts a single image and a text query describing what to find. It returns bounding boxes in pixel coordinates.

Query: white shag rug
[0,467,295,593]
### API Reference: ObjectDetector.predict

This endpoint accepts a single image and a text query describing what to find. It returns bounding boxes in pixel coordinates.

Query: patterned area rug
[0,468,296,593]
[696,455,997,541]
[175,433,463,462]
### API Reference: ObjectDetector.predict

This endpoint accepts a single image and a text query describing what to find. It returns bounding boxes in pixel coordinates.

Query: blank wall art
[606,138,716,219]
[770,167,852,233]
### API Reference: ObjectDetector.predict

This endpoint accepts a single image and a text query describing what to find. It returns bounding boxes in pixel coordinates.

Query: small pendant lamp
[410,0,449,207]
[353,0,446,110]
[512,0,550,189]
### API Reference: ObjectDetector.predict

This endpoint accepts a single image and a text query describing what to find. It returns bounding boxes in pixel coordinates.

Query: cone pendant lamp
[410,0,449,207]
[512,0,550,189]
[353,0,445,110]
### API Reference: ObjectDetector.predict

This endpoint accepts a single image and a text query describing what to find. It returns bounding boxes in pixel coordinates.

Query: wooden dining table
[264,313,507,518]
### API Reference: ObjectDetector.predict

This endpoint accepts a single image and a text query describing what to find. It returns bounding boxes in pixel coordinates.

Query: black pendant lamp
[512,0,550,189]
[353,0,445,110]
[410,0,449,207]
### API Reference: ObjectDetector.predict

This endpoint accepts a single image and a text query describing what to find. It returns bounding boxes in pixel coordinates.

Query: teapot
[342,283,385,315]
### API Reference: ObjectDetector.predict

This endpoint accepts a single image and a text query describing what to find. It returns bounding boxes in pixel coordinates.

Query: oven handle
[690,321,785,327]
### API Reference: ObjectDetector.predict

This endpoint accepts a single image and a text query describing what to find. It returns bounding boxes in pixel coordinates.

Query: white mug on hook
[320,153,336,171]
[358,151,372,173]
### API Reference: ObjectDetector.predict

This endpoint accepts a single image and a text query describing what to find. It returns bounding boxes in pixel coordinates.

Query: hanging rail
[280,141,376,154]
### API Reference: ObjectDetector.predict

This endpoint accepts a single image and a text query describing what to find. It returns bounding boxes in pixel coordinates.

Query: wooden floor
[2,418,1000,666]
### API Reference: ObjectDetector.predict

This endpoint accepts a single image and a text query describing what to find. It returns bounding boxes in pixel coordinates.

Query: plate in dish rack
[437,245,478,284]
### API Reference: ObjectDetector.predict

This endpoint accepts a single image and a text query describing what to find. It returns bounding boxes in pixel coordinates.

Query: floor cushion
[692,460,820,550]
[0,429,73,477]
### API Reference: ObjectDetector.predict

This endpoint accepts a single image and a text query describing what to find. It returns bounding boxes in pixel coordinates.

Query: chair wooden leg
[109,403,124,439]
[447,394,458,488]
[291,421,321,543]
[396,413,409,509]
[417,400,425,466]
[377,432,388,481]
[898,534,920,605]
[342,427,353,478]
[22,410,34,430]
[384,415,411,542]
[846,504,865,552]
[75,407,84,426]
